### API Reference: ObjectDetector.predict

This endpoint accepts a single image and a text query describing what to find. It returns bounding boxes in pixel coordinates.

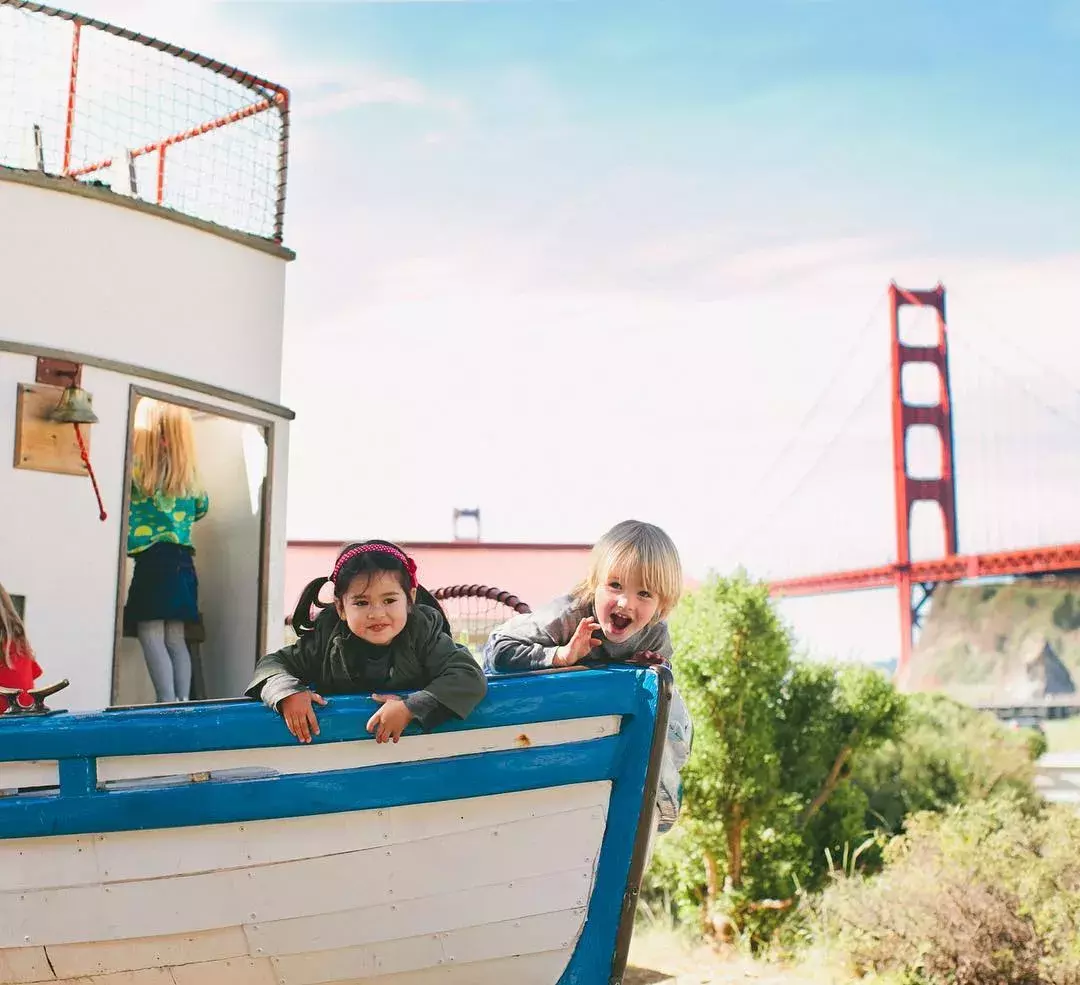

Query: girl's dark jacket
[245,604,487,731]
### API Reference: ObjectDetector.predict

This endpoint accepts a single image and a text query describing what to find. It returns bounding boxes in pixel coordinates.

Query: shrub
[853,691,1041,838]
[813,796,1080,985]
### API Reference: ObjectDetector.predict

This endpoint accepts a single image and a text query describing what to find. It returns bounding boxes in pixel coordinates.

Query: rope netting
[432,586,531,655]
[0,1,288,241]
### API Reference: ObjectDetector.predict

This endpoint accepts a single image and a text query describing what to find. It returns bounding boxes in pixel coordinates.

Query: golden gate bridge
[768,282,1080,679]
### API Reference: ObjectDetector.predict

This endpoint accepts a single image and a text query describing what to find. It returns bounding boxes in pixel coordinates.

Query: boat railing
[0,0,289,242]
[0,667,645,805]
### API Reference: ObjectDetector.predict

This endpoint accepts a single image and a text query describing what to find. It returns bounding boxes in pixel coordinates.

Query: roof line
[287,540,593,551]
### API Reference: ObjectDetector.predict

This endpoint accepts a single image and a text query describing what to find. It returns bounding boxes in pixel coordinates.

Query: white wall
[0,367,290,712]
[0,355,127,711]
[0,177,291,711]
[190,415,266,698]
[0,175,288,405]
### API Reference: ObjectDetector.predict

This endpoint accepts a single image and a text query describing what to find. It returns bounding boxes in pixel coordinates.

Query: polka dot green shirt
[127,469,210,556]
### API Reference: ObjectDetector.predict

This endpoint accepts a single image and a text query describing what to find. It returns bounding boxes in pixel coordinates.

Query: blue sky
[265,0,1080,250]
[72,0,1080,664]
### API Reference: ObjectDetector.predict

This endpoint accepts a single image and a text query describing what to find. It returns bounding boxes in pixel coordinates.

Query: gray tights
[136,620,191,703]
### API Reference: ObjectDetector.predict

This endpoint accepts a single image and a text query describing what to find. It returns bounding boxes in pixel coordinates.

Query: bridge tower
[889,282,959,674]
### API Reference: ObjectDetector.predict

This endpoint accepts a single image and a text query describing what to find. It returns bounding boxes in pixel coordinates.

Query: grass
[625,926,849,985]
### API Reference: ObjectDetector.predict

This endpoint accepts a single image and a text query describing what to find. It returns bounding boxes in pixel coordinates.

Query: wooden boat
[0,669,671,984]
[0,4,673,983]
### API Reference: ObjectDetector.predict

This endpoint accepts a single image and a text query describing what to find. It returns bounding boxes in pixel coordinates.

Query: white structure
[0,169,294,711]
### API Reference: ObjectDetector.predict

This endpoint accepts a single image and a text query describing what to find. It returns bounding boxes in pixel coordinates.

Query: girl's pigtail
[290,576,331,638]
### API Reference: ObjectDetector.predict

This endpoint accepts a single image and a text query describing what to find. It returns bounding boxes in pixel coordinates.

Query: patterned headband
[332,543,418,588]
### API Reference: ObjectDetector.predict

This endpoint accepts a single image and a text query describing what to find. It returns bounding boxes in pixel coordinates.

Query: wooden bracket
[13,383,89,476]
[36,357,82,388]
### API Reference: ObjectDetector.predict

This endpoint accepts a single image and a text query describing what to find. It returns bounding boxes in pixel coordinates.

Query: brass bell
[49,384,99,424]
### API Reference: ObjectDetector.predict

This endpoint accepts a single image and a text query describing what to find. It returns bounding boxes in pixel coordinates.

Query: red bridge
[768,283,1080,678]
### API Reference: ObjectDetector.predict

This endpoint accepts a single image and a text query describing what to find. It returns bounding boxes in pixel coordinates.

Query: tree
[650,574,907,943]
[778,661,907,828]
[669,573,792,926]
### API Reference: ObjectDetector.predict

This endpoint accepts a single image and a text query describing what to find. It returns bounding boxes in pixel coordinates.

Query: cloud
[60,1,459,120]
[285,62,465,120]
[719,236,886,288]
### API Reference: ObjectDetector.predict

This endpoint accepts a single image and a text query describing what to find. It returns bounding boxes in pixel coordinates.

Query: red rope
[73,423,107,522]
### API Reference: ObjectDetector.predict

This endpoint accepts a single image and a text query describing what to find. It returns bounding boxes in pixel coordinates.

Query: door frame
[109,385,277,705]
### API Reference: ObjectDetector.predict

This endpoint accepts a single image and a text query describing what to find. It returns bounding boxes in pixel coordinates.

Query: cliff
[903,579,1080,703]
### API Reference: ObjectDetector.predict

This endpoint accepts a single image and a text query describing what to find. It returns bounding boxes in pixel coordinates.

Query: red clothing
[0,644,42,713]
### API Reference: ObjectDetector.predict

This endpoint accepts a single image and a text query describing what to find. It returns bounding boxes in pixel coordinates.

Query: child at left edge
[0,582,43,713]
[245,540,487,744]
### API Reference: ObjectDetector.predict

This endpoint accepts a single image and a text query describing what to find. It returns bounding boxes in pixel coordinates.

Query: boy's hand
[553,617,603,667]
[628,649,668,667]
[280,690,327,743]
[367,694,414,743]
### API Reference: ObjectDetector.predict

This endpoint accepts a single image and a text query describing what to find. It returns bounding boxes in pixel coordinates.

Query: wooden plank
[46,926,248,979]
[244,865,594,957]
[0,670,639,762]
[0,946,54,984]
[0,760,58,790]
[93,716,619,785]
[271,909,585,985]
[49,971,173,985]
[169,956,277,985]
[2,807,605,948]
[12,383,89,477]
[0,782,609,894]
[328,949,570,985]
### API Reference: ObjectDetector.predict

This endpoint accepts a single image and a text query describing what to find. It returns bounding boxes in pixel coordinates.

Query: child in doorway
[124,400,209,703]
[246,540,487,744]
[482,519,693,833]
[0,582,43,714]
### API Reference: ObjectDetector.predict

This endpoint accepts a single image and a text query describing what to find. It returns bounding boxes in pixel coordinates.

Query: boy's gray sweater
[482,593,693,833]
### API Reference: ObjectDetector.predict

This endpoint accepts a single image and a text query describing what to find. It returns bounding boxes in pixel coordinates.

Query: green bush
[853,691,1041,838]
[642,574,904,945]
[813,796,1080,985]
[642,574,1050,952]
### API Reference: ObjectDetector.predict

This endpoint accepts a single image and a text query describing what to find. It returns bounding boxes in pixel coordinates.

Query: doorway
[111,390,273,706]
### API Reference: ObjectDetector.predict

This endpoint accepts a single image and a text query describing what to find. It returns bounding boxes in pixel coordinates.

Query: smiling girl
[246,540,486,745]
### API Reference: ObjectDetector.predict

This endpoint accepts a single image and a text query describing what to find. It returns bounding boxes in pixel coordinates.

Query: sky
[33,0,1080,664]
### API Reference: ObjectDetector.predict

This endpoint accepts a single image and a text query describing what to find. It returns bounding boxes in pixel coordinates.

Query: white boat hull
[0,667,671,985]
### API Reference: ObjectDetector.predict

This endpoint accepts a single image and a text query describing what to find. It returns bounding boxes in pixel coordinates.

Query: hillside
[903,579,1080,703]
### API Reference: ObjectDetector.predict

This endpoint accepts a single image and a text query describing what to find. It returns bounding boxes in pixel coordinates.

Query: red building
[285,540,593,617]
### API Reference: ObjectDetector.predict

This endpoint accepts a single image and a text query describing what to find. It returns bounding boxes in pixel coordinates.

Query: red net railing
[0,1,289,242]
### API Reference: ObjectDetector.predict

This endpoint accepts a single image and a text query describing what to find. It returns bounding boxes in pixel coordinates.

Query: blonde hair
[572,519,683,621]
[0,582,31,670]
[133,401,202,499]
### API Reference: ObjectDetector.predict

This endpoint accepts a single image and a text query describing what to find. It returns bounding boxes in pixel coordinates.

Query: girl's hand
[628,650,668,667]
[367,694,414,743]
[553,617,603,667]
[280,690,327,743]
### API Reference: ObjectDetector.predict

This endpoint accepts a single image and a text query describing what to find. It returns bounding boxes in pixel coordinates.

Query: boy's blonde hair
[133,400,202,499]
[572,520,683,621]
[0,583,31,670]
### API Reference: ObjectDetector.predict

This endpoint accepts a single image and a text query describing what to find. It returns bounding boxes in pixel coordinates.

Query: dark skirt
[124,542,199,632]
